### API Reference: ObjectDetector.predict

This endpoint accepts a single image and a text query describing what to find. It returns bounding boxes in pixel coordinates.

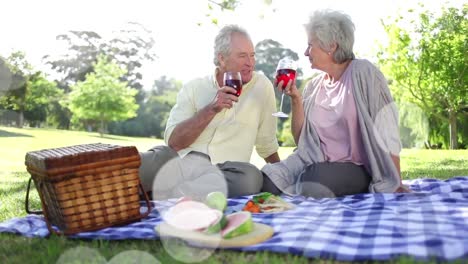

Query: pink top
[311,61,368,166]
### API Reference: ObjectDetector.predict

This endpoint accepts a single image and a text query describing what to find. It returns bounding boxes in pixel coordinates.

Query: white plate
[155,222,274,248]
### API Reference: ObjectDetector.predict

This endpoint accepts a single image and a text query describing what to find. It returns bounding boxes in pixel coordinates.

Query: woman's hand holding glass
[276,77,300,100]
[273,58,298,118]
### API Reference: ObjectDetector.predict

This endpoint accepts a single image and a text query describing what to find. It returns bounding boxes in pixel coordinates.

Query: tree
[0,52,61,128]
[0,53,62,128]
[151,75,182,96]
[105,22,156,100]
[68,55,139,136]
[0,57,15,96]
[43,23,156,130]
[44,22,156,95]
[0,52,30,127]
[255,39,301,80]
[24,72,63,127]
[108,76,181,138]
[378,3,467,149]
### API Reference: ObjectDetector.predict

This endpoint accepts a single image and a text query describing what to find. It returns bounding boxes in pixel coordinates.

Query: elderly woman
[262,9,408,198]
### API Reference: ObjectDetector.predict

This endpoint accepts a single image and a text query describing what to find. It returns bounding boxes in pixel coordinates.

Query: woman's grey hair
[213,24,252,66]
[305,9,355,63]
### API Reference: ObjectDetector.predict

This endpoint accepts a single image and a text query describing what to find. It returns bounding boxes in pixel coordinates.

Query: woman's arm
[281,79,304,145]
[291,96,304,145]
[390,154,401,181]
[391,154,411,192]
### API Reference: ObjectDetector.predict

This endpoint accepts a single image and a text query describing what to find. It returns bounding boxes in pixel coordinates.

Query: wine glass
[272,58,297,118]
[223,71,243,121]
[223,71,243,96]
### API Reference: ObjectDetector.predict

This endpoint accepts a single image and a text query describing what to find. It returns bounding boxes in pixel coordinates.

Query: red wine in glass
[225,79,243,97]
[273,58,297,118]
[276,69,296,89]
[223,72,243,97]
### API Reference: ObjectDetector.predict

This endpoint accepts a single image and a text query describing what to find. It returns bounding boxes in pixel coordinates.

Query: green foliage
[24,73,63,127]
[277,74,317,147]
[209,0,239,11]
[0,52,30,115]
[378,3,467,149]
[255,39,302,133]
[45,102,71,129]
[108,76,180,138]
[144,91,178,138]
[278,117,295,147]
[398,101,430,148]
[43,23,156,130]
[0,51,62,128]
[204,0,240,25]
[151,75,182,96]
[68,55,139,136]
[255,39,302,82]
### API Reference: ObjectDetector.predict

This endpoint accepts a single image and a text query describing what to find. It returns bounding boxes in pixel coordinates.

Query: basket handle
[139,183,152,218]
[25,177,42,215]
[25,177,63,235]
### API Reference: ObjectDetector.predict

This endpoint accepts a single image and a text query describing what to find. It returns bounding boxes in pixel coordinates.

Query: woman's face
[304,36,331,71]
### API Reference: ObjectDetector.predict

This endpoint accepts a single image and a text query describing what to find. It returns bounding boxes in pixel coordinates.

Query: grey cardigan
[262,59,401,195]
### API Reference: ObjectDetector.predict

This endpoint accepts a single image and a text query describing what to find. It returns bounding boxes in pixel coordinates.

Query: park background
[0,1,467,262]
[0,0,466,150]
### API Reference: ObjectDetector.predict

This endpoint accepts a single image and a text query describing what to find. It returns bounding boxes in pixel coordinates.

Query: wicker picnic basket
[24,143,151,235]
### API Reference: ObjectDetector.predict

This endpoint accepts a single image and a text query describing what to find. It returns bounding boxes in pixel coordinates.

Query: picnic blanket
[1,177,467,261]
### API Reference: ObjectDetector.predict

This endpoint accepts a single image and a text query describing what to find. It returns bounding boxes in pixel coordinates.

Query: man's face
[219,32,255,84]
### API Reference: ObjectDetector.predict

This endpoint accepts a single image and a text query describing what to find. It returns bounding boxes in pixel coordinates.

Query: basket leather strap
[25,177,43,215]
[139,183,152,218]
[25,177,63,235]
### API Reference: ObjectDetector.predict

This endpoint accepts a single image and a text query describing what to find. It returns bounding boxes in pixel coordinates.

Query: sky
[0,0,464,88]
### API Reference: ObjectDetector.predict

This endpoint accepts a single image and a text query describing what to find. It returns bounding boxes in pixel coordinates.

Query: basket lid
[25,143,139,171]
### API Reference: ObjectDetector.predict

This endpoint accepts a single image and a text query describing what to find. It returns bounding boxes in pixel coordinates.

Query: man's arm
[168,86,238,151]
[168,105,218,151]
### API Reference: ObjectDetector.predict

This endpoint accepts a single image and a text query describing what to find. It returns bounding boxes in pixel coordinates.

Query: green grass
[1,126,467,263]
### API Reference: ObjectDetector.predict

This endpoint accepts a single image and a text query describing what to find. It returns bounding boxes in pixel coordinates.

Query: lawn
[1,126,467,263]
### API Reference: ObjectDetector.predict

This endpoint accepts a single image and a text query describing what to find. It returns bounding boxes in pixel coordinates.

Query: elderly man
[139,24,279,198]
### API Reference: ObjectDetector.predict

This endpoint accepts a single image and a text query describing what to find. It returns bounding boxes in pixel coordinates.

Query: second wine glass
[272,58,297,118]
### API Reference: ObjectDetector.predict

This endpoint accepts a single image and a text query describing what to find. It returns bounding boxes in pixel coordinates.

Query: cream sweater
[165,70,279,164]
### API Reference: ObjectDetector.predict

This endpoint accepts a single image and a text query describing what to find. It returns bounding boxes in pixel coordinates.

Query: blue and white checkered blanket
[1,177,467,261]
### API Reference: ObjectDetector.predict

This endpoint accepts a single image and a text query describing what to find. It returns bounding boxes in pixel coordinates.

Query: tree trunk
[99,119,104,137]
[17,110,24,128]
[448,110,458,149]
